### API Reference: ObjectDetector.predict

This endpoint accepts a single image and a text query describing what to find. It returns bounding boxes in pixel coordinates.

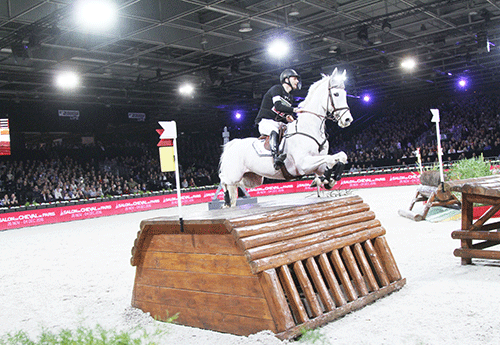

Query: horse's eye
[333,92,339,97]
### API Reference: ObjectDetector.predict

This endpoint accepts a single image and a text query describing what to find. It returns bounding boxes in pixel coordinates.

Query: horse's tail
[218,139,239,183]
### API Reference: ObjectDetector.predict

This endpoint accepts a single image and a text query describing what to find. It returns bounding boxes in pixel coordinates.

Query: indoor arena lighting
[234,111,243,121]
[362,94,371,102]
[75,0,118,31]
[267,38,290,58]
[55,71,80,89]
[458,78,467,88]
[179,83,194,96]
[401,57,416,70]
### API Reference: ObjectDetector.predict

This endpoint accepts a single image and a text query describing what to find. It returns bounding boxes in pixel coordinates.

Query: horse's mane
[301,75,329,107]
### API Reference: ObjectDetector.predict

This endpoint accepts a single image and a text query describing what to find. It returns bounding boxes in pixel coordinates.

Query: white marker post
[159,121,183,231]
[430,109,445,187]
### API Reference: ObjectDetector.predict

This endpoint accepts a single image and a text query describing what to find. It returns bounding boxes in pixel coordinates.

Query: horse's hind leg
[222,183,239,207]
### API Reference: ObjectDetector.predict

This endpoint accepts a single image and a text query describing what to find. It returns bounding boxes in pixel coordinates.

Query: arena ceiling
[1,0,500,131]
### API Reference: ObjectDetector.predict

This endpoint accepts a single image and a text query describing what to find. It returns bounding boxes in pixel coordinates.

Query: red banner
[0,172,420,231]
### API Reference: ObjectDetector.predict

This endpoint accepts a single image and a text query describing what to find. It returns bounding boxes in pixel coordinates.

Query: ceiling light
[267,38,290,58]
[373,35,382,45]
[239,22,252,33]
[179,83,194,96]
[381,19,391,33]
[288,6,300,16]
[75,0,118,31]
[357,25,369,44]
[55,71,80,89]
[401,57,416,70]
[200,35,208,45]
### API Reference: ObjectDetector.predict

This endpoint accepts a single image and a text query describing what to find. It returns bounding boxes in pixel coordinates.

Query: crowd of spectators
[1,92,500,208]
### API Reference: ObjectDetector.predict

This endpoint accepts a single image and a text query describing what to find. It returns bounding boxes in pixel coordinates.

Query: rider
[255,68,303,170]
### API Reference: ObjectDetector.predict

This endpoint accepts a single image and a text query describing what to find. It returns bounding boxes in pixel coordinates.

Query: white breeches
[258,118,280,136]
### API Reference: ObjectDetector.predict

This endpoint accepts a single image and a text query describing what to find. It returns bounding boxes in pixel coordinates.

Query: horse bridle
[326,81,351,123]
[284,80,350,152]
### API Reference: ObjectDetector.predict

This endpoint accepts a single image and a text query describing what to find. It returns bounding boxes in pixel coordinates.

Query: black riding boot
[270,130,286,170]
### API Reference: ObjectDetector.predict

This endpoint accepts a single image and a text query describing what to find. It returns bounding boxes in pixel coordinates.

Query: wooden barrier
[445,175,500,265]
[130,196,406,340]
[398,171,461,221]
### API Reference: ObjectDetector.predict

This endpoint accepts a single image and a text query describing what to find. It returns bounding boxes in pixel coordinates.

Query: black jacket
[255,85,295,124]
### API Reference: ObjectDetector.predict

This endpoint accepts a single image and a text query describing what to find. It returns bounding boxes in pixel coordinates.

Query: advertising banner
[0,172,419,231]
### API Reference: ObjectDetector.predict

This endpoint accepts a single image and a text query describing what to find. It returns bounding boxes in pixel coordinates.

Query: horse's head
[327,68,353,128]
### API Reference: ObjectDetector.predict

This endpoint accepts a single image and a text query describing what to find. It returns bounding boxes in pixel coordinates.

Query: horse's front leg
[296,151,348,189]
[295,151,347,175]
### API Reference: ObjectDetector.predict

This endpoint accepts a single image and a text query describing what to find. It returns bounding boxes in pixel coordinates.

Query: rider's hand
[293,108,304,113]
[286,115,295,122]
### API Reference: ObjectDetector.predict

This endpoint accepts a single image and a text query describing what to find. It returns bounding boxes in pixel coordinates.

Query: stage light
[381,19,391,33]
[234,111,243,120]
[75,0,118,31]
[55,71,80,89]
[268,38,290,58]
[401,57,416,70]
[362,94,371,102]
[458,79,467,88]
[179,83,194,96]
[239,22,252,33]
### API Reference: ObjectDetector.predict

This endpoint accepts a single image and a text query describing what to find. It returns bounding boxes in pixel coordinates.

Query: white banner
[58,110,80,120]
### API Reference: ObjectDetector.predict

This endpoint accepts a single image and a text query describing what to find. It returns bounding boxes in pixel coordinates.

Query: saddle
[259,125,286,151]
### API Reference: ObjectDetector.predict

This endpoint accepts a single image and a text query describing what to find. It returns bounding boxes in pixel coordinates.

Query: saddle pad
[252,140,272,157]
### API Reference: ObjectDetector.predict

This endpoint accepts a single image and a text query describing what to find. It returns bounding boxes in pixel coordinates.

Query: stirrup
[273,153,287,170]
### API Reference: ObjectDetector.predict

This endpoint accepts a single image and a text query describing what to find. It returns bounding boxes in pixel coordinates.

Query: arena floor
[1,185,499,344]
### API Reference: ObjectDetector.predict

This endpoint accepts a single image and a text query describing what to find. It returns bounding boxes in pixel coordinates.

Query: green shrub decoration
[447,154,492,180]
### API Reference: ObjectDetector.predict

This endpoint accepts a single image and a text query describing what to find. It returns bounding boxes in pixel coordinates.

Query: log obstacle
[130,196,406,340]
[398,170,461,221]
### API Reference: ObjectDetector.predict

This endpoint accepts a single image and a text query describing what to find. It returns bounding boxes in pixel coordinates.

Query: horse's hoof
[323,182,333,190]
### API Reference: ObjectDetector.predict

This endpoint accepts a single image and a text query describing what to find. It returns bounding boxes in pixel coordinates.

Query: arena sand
[1,185,499,344]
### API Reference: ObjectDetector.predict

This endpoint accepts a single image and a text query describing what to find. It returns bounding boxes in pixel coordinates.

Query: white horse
[219,68,353,207]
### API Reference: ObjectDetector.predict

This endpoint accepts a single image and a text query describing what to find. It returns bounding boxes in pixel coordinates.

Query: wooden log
[293,261,323,317]
[240,211,376,251]
[398,208,424,222]
[471,204,500,231]
[278,265,308,324]
[233,202,370,240]
[245,218,381,261]
[258,269,295,332]
[147,233,241,255]
[353,243,379,292]
[317,253,346,307]
[330,249,357,302]
[250,227,386,273]
[373,236,402,282]
[471,240,500,250]
[341,245,369,297]
[452,230,500,241]
[275,279,407,340]
[461,194,474,265]
[305,257,336,312]
[363,239,390,287]
[228,196,364,229]
[453,248,500,261]
[419,170,441,187]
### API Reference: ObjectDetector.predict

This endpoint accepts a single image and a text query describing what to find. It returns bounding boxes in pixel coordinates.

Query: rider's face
[288,76,299,89]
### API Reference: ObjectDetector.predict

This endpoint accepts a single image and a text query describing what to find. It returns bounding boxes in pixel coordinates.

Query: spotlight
[234,111,243,120]
[179,83,194,96]
[362,94,371,102]
[381,19,391,33]
[458,78,467,88]
[55,71,80,89]
[75,0,118,31]
[401,57,416,70]
[268,38,290,58]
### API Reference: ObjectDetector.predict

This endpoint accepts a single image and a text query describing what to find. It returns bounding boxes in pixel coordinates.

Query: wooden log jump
[398,170,461,221]
[130,196,406,340]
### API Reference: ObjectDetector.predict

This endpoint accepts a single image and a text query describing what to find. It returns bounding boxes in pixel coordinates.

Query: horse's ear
[342,70,346,78]
[332,67,338,75]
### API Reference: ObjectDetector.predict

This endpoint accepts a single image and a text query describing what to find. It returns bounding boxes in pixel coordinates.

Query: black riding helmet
[280,68,302,90]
